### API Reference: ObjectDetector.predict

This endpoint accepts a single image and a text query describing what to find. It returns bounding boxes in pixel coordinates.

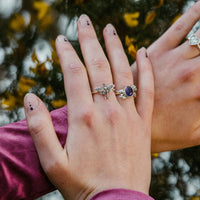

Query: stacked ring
[115,85,137,99]
[92,83,115,100]
[187,34,200,50]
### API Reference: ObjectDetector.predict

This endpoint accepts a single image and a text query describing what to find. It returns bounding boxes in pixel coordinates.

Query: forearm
[0,106,68,199]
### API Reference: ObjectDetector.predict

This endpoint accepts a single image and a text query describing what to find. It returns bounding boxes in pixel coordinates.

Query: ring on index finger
[187,34,200,51]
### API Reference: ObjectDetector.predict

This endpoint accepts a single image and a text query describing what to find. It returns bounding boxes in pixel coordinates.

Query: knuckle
[78,105,95,126]
[141,88,154,100]
[67,63,84,74]
[28,118,47,136]
[90,58,109,71]
[118,69,132,80]
[179,66,199,82]
[105,106,121,125]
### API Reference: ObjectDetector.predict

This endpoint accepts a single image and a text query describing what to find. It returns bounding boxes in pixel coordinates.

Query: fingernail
[79,14,91,27]
[105,24,117,36]
[24,93,40,113]
[56,35,68,43]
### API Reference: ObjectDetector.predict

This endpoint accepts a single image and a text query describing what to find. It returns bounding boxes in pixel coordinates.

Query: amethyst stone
[125,86,133,97]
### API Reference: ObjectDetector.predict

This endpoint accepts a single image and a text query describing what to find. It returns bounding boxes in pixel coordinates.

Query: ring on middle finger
[115,85,137,100]
[187,34,200,51]
[92,83,115,100]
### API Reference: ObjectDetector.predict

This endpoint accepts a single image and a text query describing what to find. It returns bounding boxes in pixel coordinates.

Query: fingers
[55,35,93,110]
[136,48,154,122]
[24,93,66,172]
[77,15,115,102]
[103,24,135,110]
[152,1,200,51]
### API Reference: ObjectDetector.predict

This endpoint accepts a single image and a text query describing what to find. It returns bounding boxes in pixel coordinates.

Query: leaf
[10,14,26,31]
[123,12,140,27]
[51,99,67,108]
[145,11,156,25]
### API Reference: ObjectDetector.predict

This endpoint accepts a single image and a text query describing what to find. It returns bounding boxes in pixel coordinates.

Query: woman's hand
[132,1,200,152]
[24,15,154,200]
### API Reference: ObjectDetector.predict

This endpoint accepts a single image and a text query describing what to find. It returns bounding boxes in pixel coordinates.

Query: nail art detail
[79,14,90,27]
[57,35,68,43]
[106,24,117,36]
[24,93,39,112]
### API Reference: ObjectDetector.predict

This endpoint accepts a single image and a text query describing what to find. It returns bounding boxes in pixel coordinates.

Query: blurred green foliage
[0,0,200,199]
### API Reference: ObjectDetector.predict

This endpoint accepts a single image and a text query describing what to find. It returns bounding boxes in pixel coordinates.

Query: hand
[132,1,200,152]
[24,15,154,200]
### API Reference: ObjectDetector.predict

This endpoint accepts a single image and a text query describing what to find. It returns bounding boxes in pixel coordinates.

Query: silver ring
[115,85,137,99]
[92,83,115,100]
[187,34,200,50]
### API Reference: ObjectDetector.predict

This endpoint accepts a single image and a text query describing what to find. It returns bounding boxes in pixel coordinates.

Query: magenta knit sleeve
[90,189,154,200]
[0,106,68,200]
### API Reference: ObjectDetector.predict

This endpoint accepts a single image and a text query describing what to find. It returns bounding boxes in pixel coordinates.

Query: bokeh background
[0,0,200,199]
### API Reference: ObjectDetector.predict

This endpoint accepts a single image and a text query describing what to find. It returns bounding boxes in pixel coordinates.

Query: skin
[131,0,200,152]
[24,16,154,200]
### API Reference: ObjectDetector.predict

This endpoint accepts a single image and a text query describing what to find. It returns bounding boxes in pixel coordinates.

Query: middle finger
[77,15,115,102]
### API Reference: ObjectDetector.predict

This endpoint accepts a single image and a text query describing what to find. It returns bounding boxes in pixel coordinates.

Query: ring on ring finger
[187,34,200,51]
[115,85,137,99]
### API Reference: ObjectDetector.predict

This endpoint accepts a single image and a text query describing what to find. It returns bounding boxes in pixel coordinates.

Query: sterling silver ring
[115,85,137,99]
[92,83,115,100]
[187,34,200,50]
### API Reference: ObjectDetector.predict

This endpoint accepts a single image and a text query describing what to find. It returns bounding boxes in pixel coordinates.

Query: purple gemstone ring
[115,85,137,99]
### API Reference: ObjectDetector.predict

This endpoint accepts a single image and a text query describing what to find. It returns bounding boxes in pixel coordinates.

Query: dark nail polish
[79,14,91,27]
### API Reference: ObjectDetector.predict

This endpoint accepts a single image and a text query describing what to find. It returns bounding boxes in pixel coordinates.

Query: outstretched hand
[24,15,154,200]
[132,1,200,152]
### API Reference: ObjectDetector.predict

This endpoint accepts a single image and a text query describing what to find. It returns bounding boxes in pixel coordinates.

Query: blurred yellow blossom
[145,11,156,25]
[10,14,26,31]
[123,12,140,27]
[172,13,182,24]
[156,0,164,8]
[45,85,54,96]
[1,93,17,110]
[125,35,137,60]
[50,40,60,66]
[18,77,37,94]
[51,99,67,108]
[151,153,159,158]
[75,0,84,4]
[30,63,49,75]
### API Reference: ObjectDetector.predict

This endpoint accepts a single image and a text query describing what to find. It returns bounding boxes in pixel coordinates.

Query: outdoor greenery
[0,0,200,199]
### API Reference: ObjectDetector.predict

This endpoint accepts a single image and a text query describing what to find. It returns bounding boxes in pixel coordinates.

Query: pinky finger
[136,48,154,122]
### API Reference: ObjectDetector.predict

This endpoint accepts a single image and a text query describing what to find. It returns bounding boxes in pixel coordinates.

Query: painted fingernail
[24,93,39,113]
[106,24,117,36]
[57,35,68,43]
[79,14,91,27]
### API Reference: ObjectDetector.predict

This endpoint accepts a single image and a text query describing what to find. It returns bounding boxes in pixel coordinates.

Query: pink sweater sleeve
[0,106,68,200]
[90,189,154,200]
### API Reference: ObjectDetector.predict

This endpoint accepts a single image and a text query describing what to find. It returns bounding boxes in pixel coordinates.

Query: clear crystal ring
[92,83,115,100]
[187,34,200,50]
[115,85,137,99]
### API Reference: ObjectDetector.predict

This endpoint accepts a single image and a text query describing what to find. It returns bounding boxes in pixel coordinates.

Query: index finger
[151,1,200,51]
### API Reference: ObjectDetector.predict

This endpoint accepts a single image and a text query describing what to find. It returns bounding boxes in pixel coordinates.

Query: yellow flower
[10,14,26,31]
[156,0,164,8]
[151,153,159,158]
[123,12,140,27]
[145,11,156,25]
[1,93,17,110]
[33,1,50,20]
[128,44,137,60]
[45,85,54,96]
[18,77,37,94]
[172,14,182,24]
[51,99,67,108]
[30,63,49,75]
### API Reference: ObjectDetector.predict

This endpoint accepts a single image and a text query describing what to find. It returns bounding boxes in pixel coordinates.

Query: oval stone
[125,86,133,97]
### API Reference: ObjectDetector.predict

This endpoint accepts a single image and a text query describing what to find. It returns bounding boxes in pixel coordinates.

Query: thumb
[24,93,65,174]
